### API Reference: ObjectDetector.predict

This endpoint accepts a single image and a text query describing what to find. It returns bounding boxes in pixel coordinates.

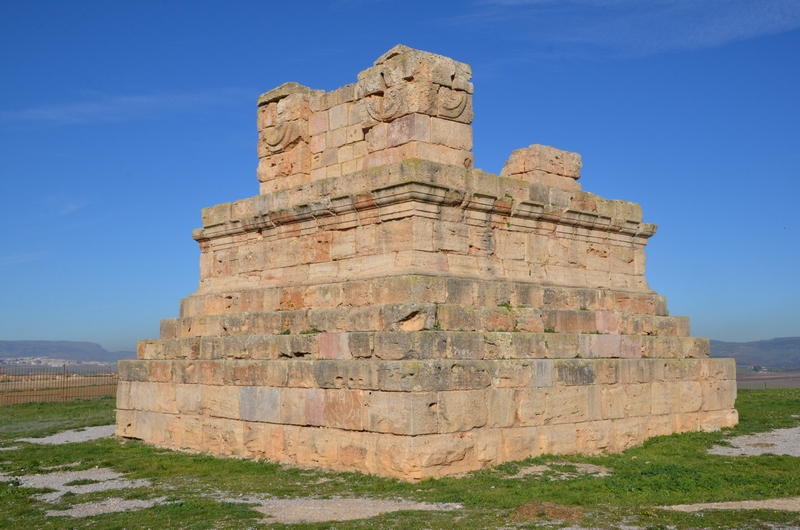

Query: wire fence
[738,379,800,390]
[0,365,118,406]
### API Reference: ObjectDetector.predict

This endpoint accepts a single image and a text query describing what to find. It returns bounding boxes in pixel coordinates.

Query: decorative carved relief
[262,122,302,154]
[364,90,404,123]
[437,87,468,119]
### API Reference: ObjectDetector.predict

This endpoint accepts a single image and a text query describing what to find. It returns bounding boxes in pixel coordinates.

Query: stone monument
[116,45,737,479]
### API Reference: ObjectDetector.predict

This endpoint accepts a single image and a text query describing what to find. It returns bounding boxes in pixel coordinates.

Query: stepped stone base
[117,356,736,479]
[116,45,738,479]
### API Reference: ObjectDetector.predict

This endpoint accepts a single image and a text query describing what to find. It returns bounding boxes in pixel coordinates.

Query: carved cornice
[193,180,656,244]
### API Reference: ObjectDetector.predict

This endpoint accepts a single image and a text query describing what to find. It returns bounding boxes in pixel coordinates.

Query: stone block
[539,423,578,455]
[612,417,647,452]
[383,302,437,331]
[201,384,240,419]
[650,381,680,415]
[363,391,437,435]
[430,117,472,150]
[576,420,613,454]
[555,360,596,385]
[502,426,539,461]
[324,389,363,430]
[544,386,588,424]
[387,113,430,147]
[318,332,352,359]
[438,390,487,432]
[487,388,516,428]
[517,387,546,426]
[239,386,280,423]
[679,381,703,413]
[294,427,339,466]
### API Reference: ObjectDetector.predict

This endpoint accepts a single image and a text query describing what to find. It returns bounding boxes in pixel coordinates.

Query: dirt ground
[2,424,800,524]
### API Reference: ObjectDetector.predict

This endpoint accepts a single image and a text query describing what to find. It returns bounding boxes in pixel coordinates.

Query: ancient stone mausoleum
[116,45,737,479]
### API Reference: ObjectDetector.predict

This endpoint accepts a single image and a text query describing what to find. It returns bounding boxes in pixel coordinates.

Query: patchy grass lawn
[0,390,798,528]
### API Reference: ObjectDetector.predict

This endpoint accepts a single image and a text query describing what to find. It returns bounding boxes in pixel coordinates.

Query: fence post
[61,364,67,402]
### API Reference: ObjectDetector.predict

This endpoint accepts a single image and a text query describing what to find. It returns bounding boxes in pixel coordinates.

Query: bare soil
[510,500,583,522]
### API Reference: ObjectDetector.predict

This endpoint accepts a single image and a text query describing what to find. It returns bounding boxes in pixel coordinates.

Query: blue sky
[1,1,798,352]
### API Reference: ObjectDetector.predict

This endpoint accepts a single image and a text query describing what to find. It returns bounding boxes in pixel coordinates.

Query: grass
[0,390,797,528]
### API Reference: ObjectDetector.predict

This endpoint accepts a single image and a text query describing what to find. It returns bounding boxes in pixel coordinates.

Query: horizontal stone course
[116,402,736,480]
[179,275,669,319]
[119,357,735,393]
[158,304,688,340]
[198,162,650,241]
[118,360,736,435]
[138,331,708,362]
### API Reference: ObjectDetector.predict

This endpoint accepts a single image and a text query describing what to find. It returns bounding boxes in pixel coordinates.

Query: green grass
[0,390,798,528]
[0,397,116,442]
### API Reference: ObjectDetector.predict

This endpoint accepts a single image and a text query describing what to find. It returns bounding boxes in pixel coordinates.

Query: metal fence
[737,379,800,390]
[0,365,118,405]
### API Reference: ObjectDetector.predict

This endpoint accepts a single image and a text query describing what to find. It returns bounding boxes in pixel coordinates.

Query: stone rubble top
[257,82,320,107]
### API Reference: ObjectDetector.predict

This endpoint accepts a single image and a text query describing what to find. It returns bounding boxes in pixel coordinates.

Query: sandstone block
[318,332,351,359]
[239,386,280,423]
[364,391,438,435]
[438,390,488,433]
[545,386,589,424]
[430,117,472,150]
[487,388,516,428]
[387,113,430,147]
[576,420,614,454]
[539,423,578,455]
[324,389,363,430]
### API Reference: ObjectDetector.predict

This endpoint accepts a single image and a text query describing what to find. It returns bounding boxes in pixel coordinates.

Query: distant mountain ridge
[0,340,135,363]
[710,337,800,368]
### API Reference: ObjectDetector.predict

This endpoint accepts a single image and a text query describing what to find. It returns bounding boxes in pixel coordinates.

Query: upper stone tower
[256,45,474,194]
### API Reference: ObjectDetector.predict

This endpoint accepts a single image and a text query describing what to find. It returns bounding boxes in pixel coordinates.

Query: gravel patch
[508,462,611,480]
[2,461,458,522]
[708,427,800,457]
[661,497,800,512]
[220,494,461,524]
[0,467,151,503]
[17,425,115,445]
[46,496,168,518]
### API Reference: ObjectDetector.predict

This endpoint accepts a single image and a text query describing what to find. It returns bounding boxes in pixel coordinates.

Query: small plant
[497,302,512,310]
[432,322,442,331]
[544,327,556,333]
[279,329,291,335]
[299,328,320,335]
[64,478,101,486]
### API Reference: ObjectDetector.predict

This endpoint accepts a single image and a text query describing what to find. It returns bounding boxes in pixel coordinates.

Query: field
[736,371,800,390]
[0,390,799,529]
[0,366,118,405]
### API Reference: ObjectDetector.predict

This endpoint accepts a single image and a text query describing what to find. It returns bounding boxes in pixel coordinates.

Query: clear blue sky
[1,1,798,352]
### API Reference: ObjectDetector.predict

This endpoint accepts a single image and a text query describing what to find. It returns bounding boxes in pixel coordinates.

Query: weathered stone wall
[117,45,737,480]
[256,45,473,194]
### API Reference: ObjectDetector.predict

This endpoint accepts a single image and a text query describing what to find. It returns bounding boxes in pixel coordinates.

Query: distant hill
[710,337,800,368]
[0,340,135,363]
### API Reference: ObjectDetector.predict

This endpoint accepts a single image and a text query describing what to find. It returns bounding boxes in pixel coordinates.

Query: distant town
[0,357,116,368]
